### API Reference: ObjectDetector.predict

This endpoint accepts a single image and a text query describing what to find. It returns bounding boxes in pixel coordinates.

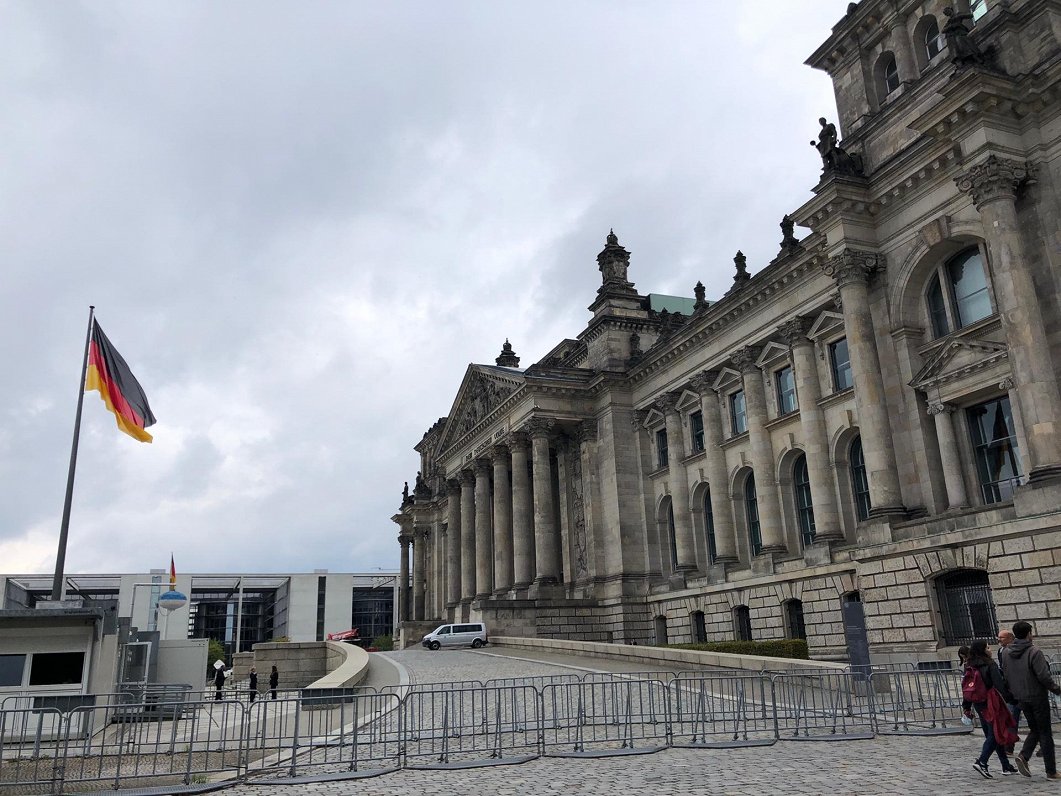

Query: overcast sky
[0,2,842,577]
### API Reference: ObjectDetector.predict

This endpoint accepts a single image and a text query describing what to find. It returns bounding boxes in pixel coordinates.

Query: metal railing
[0,668,973,793]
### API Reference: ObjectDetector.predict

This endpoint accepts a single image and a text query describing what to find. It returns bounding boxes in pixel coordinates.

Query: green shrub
[271,636,290,643]
[371,635,394,651]
[206,638,226,666]
[667,639,809,660]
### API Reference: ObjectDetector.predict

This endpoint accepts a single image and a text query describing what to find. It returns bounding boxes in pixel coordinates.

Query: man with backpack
[1000,620,1061,780]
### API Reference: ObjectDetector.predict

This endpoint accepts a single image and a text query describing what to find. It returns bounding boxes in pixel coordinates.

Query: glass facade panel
[829,338,853,391]
[351,587,394,642]
[29,652,85,686]
[967,396,1022,504]
[0,654,26,687]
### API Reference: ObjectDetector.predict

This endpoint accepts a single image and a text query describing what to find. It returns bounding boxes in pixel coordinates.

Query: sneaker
[1015,754,1032,777]
[974,761,993,779]
[1046,773,1061,781]
[1003,767,1020,776]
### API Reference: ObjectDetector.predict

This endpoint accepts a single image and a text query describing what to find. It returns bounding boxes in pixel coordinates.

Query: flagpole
[51,306,95,601]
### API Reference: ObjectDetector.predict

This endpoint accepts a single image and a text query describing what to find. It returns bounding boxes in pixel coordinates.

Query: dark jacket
[249,672,258,690]
[214,668,226,688]
[269,670,279,689]
[1001,638,1061,703]
[962,657,1015,709]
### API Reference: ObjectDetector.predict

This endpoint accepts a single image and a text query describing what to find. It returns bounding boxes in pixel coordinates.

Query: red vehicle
[326,629,366,645]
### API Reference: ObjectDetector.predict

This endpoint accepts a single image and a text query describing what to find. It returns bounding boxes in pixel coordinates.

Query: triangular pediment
[438,365,525,452]
[910,338,1008,390]
[808,310,844,340]
[756,341,790,368]
[675,388,701,411]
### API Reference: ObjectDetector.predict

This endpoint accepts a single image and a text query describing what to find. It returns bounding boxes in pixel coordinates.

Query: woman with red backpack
[963,638,1019,778]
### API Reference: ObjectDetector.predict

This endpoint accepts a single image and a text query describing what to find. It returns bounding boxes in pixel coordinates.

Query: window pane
[667,505,678,569]
[704,488,717,563]
[731,391,747,434]
[925,20,942,59]
[971,0,987,21]
[949,250,991,327]
[936,570,997,646]
[927,274,949,337]
[690,411,705,452]
[850,436,871,521]
[830,338,853,391]
[794,455,816,546]
[29,652,85,686]
[746,474,761,555]
[967,396,1022,504]
[656,428,669,469]
[776,366,797,415]
[884,56,900,93]
[0,654,26,687]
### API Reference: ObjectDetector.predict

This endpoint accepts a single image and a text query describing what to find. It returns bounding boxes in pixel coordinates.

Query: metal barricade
[771,671,874,741]
[485,674,581,691]
[541,679,669,756]
[581,670,679,684]
[870,668,969,735]
[670,673,775,748]
[402,685,540,769]
[0,707,65,795]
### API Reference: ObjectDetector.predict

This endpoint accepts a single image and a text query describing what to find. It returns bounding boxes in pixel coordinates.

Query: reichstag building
[393,0,1061,663]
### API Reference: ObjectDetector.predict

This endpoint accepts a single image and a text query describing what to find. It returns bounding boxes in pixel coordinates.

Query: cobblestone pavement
[224,648,1061,796]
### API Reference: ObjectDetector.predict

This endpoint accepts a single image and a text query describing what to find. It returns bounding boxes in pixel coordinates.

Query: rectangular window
[315,576,327,642]
[967,396,1022,504]
[0,654,26,687]
[690,411,705,452]
[29,652,85,686]
[656,428,669,469]
[829,338,853,392]
[730,390,747,435]
[775,366,797,415]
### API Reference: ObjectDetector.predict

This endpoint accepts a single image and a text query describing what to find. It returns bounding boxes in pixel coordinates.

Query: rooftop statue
[810,117,863,177]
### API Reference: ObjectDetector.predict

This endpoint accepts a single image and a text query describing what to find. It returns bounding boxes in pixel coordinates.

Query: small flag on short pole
[85,321,156,442]
[170,554,177,591]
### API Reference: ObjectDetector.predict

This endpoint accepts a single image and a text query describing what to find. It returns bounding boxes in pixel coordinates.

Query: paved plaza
[223,647,1061,796]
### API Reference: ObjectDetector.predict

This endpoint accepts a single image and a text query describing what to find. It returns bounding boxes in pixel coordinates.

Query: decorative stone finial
[596,229,634,294]
[607,228,618,246]
[693,281,707,310]
[495,338,520,367]
[726,251,751,295]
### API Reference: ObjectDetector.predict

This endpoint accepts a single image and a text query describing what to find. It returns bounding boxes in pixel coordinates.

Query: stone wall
[241,641,344,691]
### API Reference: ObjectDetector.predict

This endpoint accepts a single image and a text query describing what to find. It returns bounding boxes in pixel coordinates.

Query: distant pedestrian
[269,665,279,700]
[1001,621,1061,779]
[249,667,258,702]
[212,660,228,701]
[962,639,1018,778]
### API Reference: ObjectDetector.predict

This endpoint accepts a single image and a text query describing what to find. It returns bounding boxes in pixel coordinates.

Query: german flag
[85,322,156,442]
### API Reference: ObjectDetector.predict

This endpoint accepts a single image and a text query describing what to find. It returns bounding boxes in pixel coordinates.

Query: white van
[421,622,488,650]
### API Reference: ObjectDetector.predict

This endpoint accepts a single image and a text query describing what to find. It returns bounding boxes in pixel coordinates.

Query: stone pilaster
[956,157,1061,483]
[655,391,697,572]
[397,525,412,622]
[731,346,786,553]
[445,478,461,608]
[491,444,514,593]
[691,372,738,563]
[473,458,493,599]
[780,317,841,540]
[889,17,917,83]
[527,417,559,586]
[508,432,534,589]
[821,249,905,515]
[576,420,600,586]
[927,402,969,509]
[412,524,428,621]
[459,469,476,602]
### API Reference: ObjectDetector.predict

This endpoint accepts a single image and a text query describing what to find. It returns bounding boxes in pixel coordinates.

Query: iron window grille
[936,570,998,647]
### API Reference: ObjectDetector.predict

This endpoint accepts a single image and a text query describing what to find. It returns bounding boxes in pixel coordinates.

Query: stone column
[889,18,917,83]
[732,346,786,553]
[575,420,599,583]
[822,250,905,514]
[398,531,411,621]
[445,479,461,608]
[459,469,476,602]
[473,458,493,599]
[691,372,738,562]
[491,444,514,593]
[956,157,1061,482]
[927,402,969,509]
[655,392,697,572]
[527,417,559,585]
[412,525,427,620]
[508,432,534,589]
[780,318,842,540]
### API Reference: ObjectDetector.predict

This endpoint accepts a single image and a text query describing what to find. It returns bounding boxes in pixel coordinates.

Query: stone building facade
[393,0,1061,663]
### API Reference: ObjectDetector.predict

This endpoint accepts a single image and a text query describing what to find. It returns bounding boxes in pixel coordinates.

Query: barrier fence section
[541,679,670,756]
[770,672,875,741]
[670,673,776,748]
[870,668,967,735]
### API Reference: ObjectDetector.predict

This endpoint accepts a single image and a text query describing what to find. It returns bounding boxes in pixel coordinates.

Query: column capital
[653,391,681,415]
[577,419,598,444]
[491,443,510,462]
[398,534,412,547]
[506,430,530,450]
[926,401,956,416]
[525,416,556,440]
[821,249,881,288]
[630,409,648,430]
[459,468,475,486]
[778,316,814,348]
[446,477,462,496]
[414,525,431,540]
[473,457,492,476]
[999,377,1015,391]
[690,370,721,395]
[730,345,762,375]
[955,156,1033,209]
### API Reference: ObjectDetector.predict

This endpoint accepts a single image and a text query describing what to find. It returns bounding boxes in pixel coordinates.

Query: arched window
[734,605,752,641]
[691,611,706,643]
[654,615,669,645]
[924,18,942,60]
[850,436,871,521]
[925,247,993,338]
[703,488,717,563]
[936,570,997,646]
[793,454,815,547]
[745,474,762,555]
[667,504,678,570]
[883,55,900,94]
[785,599,807,640]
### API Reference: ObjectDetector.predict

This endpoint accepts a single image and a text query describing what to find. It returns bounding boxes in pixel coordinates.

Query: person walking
[962,639,1018,778]
[997,628,1021,753]
[212,660,228,701]
[248,667,258,702]
[269,665,279,700]
[1001,620,1061,780]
